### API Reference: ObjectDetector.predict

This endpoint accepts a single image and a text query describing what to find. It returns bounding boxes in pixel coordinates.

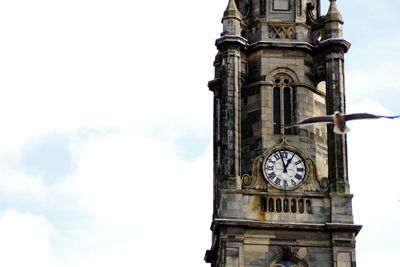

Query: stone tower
[204,0,362,266]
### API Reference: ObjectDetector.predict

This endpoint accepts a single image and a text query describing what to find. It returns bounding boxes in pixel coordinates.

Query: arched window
[273,74,294,135]
[270,247,308,267]
[272,260,299,267]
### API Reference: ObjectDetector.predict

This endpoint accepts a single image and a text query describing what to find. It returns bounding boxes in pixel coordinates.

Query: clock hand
[279,151,288,173]
[284,153,296,170]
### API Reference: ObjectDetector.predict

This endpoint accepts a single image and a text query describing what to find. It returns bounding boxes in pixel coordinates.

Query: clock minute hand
[284,153,296,169]
[278,151,288,173]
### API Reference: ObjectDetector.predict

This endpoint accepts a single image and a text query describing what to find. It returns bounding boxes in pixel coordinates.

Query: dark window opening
[283,87,292,135]
[306,200,313,214]
[273,87,281,134]
[276,199,282,213]
[298,199,305,213]
[260,0,266,16]
[283,199,289,213]
[268,198,275,212]
[261,197,267,212]
[290,199,297,213]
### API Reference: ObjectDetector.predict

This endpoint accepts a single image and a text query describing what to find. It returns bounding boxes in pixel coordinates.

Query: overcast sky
[0,0,399,266]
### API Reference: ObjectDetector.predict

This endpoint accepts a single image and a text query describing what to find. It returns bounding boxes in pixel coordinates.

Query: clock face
[263,149,307,190]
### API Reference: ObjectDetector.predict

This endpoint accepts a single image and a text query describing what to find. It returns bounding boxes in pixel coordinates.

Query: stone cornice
[216,35,248,50]
[249,41,314,52]
[211,218,362,235]
[316,38,351,53]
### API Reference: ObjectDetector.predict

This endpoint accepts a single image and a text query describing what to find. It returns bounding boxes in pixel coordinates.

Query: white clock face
[264,149,307,190]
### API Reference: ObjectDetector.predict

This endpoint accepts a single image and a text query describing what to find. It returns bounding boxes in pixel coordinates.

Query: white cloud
[0,168,48,200]
[53,128,213,266]
[0,210,58,267]
[347,101,400,266]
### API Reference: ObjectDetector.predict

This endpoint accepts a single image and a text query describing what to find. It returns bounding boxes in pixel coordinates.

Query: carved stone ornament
[268,24,296,39]
[303,159,329,192]
[242,155,268,190]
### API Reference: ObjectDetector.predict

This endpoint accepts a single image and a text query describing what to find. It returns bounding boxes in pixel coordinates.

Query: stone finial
[224,0,241,19]
[326,0,343,22]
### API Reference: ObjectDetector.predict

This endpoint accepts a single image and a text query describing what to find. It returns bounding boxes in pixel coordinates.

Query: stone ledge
[216,35,249,50]
[249,41,314,52]
[211,218,362,235]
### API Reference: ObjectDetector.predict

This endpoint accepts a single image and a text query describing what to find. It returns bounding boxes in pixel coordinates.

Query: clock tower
[205,0,362,266]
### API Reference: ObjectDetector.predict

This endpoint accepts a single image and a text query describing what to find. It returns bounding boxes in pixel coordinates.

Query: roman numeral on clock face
[283,180,289,188]
[295,174,303,180]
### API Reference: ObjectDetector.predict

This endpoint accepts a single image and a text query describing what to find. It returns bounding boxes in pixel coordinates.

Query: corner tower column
[210,0,247,192]
[324,0,350,195]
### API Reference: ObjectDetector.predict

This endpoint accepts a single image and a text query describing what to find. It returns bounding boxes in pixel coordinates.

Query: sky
[0,0,399,266]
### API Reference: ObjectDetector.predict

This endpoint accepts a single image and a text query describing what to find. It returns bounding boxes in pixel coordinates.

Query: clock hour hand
[279,151,288,173]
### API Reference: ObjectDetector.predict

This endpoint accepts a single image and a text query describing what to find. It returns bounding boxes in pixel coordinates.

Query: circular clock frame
[262,146,308,191]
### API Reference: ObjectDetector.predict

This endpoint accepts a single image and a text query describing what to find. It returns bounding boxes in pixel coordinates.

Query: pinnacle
[224,0,241,19]
[326,0,343,22]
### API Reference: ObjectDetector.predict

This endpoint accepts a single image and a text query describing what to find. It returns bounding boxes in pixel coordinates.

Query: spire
[324,0,344,39]
[223,0,241,20]
[326,0,343,22]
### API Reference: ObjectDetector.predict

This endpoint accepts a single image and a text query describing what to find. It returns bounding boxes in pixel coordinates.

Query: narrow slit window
[261,197,267,212]
[276,199,282,213]
[260,0,266,15]
[268,198,275,212]
[291,199,297,213]
[284,87,292,135]
[299,199,305,213]
[273,87,281,134]
[283,199,289,213]
[306,199,313,214]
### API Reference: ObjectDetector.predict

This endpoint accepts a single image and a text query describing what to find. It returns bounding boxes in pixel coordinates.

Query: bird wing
[344,113,400,121]
[285,115,334,128]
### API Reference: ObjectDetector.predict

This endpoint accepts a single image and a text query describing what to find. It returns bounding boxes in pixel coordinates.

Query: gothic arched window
[272,260,299,267]
[273,74,294,135]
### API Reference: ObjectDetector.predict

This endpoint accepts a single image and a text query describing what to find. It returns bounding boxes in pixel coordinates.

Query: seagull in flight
[285,111,400,134]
